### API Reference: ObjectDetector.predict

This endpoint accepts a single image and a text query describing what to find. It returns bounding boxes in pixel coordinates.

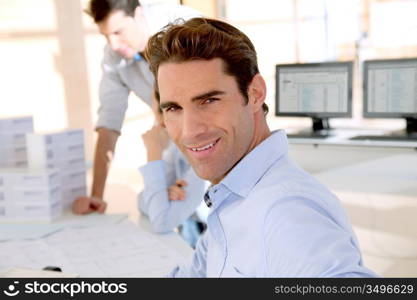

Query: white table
[285,128,417,173]
[102,180,193,258]
[0,182,193,277]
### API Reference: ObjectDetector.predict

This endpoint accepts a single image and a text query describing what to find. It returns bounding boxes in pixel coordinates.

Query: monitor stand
[287,117,333,139]
[389,117,417,138]
[312,117,330,131]
[350,117,417,141]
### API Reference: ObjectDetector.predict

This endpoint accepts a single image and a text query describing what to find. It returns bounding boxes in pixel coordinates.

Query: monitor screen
[275,62,353,118]
[364,58,417,118]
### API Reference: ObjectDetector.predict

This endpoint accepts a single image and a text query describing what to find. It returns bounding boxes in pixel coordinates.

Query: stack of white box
[26,129,87,209]
[0,116,34,168]
[0,168,62,221]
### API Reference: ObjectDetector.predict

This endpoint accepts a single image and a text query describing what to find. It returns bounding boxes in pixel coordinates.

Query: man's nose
[108,35,120,51]
[181,109,208,142]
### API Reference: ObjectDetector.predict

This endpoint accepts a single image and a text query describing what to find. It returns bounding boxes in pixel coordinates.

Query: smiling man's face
[157,58,259,184]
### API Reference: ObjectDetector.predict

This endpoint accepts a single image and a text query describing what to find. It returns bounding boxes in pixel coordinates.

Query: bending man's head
[145,18,270,184]
[86,0,149,58]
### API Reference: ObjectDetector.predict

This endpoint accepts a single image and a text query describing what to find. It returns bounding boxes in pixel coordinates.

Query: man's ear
[248,74,266,113]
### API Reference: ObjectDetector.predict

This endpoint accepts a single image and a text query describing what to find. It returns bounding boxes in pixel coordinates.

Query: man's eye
[203,98,218,104]
[165,106,179,112]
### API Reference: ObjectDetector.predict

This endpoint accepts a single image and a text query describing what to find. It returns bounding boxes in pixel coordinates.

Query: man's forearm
[146,149,163,162]
[91,128,119,199]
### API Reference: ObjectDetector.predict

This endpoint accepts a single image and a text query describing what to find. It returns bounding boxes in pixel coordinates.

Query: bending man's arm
[73,128,119,214]
[73,46,130,215]
[91,127,119,199]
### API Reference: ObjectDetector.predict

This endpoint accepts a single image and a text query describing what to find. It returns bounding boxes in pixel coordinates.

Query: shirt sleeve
[138,147,205,233]
[168,230,208,277]
[95,47,130,132]
[263,197,378,277]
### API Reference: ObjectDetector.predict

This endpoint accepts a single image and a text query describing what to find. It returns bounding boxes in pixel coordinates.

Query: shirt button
[204,191,212,208]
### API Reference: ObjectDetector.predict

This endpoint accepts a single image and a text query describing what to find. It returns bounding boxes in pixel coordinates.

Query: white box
[0,203,8,220]
[62,185,87,209]
[3,201,62,221]
[9,185,61,205]
[0,132,28,168]
[0,116,34,134]
[26,129,83,147]
[62,129,84,146]
[26,129,85,169]
[0,201,62,222]
[0,159,27,169]
[61,168,86,187]
[0,168,60,188]
[0,133,26,146]
[0,168,62,222]
[0,145,27,161]
[44,157,86,170]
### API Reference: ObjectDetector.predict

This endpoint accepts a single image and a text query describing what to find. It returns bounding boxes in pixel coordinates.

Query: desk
[285,128,417,173]
[103,181,193,258]
[0,183,193,277]
[313,154,417,277]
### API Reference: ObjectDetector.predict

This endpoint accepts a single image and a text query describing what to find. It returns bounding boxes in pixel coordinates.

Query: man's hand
[168,179,188,201]
[72,196,107,215]
[141,124,170,161]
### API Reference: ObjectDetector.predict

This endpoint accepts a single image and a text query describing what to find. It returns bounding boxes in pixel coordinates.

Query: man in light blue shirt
[144,18,377,277]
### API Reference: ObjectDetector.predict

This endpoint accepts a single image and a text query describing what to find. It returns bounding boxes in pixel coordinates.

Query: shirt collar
[124,53,143,65]
[219,130,288,198]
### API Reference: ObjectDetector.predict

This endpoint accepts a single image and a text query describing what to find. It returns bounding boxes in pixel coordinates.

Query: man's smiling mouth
[190,138,220,152]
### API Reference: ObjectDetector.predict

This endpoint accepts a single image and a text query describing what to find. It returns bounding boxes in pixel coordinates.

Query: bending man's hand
[72,196,107,214]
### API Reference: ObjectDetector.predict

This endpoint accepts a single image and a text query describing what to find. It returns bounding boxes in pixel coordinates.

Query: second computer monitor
[363,58,417,134]
[276,62,353,132]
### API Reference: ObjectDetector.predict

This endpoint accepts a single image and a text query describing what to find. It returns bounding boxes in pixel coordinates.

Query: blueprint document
[0,213,127,241]
[0,222,186,277]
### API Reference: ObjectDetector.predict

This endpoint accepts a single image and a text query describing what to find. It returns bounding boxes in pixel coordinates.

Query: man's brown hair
[145,17,268,114]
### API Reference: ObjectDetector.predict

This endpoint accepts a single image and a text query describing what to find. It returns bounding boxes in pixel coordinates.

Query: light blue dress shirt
[169,130,377,277]
[138,142,208,233]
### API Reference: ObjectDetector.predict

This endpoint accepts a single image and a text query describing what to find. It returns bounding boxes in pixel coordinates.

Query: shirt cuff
[95,118,123,133]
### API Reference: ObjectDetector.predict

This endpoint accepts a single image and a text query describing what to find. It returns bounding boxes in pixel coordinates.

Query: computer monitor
[363,58,417,135]
[275,62,353,134]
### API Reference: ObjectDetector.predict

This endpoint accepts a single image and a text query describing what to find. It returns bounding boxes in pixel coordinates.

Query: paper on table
[0,213,127,241]
[55,212,127,228]
[0,239,69,274]
[0,267,78,278]
[0,221,186,277]
[0,224,63,241]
